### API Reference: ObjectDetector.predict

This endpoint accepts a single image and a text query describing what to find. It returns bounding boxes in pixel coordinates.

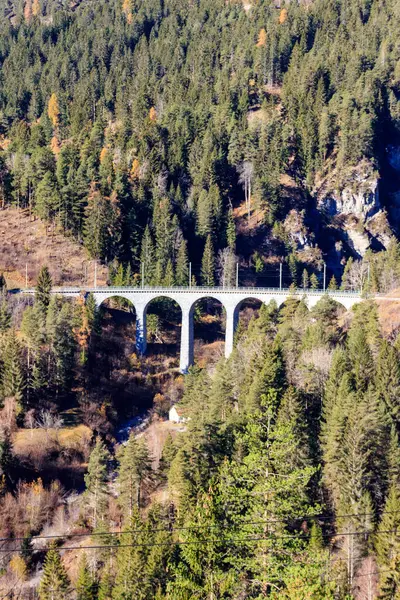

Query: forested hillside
[1,277,400,598]
[1,0,400,598]
[0,0,400,285]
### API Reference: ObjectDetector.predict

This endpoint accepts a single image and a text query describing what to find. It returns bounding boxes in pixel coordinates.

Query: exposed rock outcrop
[316,160,380,220]
[314,160,394,256]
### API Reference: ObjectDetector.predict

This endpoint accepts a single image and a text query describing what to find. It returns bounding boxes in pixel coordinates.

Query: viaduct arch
[22,286,367,373]
[89,287,362,373]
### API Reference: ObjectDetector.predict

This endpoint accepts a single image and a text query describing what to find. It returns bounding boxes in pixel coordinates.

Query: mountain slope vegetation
[0,0,400,285]
[0,0,400,598]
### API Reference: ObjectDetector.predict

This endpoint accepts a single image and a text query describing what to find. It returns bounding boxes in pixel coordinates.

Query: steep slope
[0,207,107,287]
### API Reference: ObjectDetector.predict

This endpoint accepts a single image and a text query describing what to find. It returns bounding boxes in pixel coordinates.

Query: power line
[0,529,398,555]
[1,508,398,544]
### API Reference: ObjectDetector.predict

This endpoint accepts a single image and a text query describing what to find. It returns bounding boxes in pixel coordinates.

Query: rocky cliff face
[314,160,395,257]
[316,161,381,220]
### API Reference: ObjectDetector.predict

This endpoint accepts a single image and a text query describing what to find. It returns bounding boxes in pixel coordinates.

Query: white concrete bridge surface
[21,286,392,373]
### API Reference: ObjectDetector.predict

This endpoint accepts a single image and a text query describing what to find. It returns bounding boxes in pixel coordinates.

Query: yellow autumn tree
[130,158,140,180]
[50,135,61,156]
[100,147,109,164]
[122,0,133,21]
[279,8,288,24]
[48,93,60,128]
[9,556,28,581]
[32,0,40,16]
[256,28,267,47]
[149,106,157,122]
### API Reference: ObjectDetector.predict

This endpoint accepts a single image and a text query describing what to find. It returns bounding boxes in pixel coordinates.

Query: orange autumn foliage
[48,93,60,127]
[32,0,40,16]
[149,106,157,122]
[122,0,133,20]
[100,146,109,164]
[256,28,267,47]
[50,136,61,156]
[279,8,288,24]
[130,158,140,180]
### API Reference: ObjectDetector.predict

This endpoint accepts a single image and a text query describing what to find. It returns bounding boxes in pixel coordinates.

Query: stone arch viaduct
[31,286,369,373]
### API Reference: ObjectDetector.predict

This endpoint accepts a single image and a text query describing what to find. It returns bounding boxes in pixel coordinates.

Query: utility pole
[279,263,282,291]
[141,262,144,289]
[236,263,239,288]
[94,261,97,288]
[189,262,192,288]
[323,263,326,291]
[25,263,28,289]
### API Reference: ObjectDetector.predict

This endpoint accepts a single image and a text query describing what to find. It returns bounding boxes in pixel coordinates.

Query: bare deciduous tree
[342,260,369,291]
[238,161,254,219]
[35,409,63,431]
[218,247,237,288]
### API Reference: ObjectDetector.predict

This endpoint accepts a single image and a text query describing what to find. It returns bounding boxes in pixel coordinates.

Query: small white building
[169,404,189,423]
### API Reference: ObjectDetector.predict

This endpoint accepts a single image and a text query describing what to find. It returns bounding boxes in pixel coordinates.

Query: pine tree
[20,535,34,571]
[75,553,96,600]
[36,266,52,313]
[153,198,174,276]
[196,189,213,238]
[301,269,309,289]
[98,565,113,600]
[159,433,176,475]
[201,235,215,286]
[84,183,112,261]
[347,325,374,392]
[0,298,11,332]
[112,510,147,600]
[140,225,155,287]
[341,257,354,290]
[35,172,60,223]
[0,426,12,478]
[310,272,319,289]
[288,253,298,286]
[375,340,400,426]
[378,554,400,599]
[226,209,236,250]
[1,330,25,412]
[163,260,174,287]
[328,275,338,290]
[38,544,71,600]
[84,437,110,529]
[175,239,189,286]
[375,427,400,576]
[116,433,152,519]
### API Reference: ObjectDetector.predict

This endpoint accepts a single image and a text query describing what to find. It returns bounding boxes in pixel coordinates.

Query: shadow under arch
[143,295,183,366]
[189,296,227,366]
[98,294,137,323]
[233,297,264,334]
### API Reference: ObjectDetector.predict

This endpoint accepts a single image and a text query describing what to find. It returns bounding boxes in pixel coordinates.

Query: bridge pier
[135,304,147,355]
[225,305,239,359]
[180,308,194,373]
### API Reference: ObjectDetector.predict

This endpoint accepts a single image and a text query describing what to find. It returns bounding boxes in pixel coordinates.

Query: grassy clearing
[13,424,92,456]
